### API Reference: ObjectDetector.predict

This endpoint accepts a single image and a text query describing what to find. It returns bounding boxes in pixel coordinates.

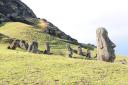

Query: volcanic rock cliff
[0,0,78,44]
[0,0,36,22]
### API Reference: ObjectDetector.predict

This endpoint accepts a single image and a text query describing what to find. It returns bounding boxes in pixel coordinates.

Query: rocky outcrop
[42,19,78,44]
[0,0,78,44]
[0,0,37,24]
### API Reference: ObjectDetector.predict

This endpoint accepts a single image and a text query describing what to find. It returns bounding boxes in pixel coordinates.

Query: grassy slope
[0,22,128,85]
[0,45,128,85]
[0,22,88,57]
[0,22,57,43]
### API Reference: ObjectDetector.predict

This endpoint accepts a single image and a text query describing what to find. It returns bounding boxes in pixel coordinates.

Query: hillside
[0,23,127,84]
[0,0,78,44]
[0,0,127,85]
[0,22,88,57]
[0,45,128,85]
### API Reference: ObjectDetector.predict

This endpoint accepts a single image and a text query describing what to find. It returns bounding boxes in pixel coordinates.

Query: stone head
[96,27,116,49]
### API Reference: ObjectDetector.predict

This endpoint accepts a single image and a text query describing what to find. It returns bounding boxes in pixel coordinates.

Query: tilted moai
[8,39,29,50]
[8,39,20,50]
[96,27,116,62]
[44,42,50,54]
[78,45,83,55]
[19,40,29,50]
[66,44,73,58]
[28,40,39,53]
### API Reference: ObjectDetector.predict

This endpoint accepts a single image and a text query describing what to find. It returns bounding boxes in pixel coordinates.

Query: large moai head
[96,27,116,62]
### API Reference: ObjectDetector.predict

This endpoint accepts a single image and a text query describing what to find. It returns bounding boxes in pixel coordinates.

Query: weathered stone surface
[28,40,39,53]
[42,19,78,44]
[0,0,37,24]
[7,39,29,50]
[19,40,29,50]
[0,0,78,44]
[8,39,19,50]
[96,27,116,62]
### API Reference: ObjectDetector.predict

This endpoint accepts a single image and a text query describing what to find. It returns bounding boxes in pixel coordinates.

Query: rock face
[42,19,78,44]
[0,0,78,44]
[96,27,116,62]
[0,0,37,23]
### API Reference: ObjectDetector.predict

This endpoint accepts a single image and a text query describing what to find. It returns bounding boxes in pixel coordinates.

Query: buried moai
[66,44,73,58]
[44,42,50,54]
[78,45,83,55]
[96,27,116,62]
[86,49,91,58]
[28,40,39,53]
[7,39,19,50]
[8,39,29,50]
[19,40,29,50]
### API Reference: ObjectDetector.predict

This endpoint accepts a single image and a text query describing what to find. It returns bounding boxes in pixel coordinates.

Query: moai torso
[28,40,38,53]
[45,42,50,54]
[78,46,83,55]
[86,49,91,58]
[66,44,73,57]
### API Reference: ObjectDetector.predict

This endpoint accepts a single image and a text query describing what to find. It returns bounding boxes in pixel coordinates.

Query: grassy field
[0,44,128,85]
[0,22,128,85]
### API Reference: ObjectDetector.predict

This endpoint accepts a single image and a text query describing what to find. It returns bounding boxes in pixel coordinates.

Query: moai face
[97,28,116,49]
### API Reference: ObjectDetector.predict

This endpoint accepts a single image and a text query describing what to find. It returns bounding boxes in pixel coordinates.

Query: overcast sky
[22,0,128,56]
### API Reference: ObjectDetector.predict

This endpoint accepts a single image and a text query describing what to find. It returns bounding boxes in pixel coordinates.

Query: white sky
[21,0,128,55]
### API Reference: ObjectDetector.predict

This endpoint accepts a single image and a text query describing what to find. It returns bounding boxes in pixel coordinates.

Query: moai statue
[66,44,73,58]
[96,27,116,62]
[78,45,83,55]
[8,39,29,51]
[86,49,91,58]
[19,40,29,50]
[7,39,20,50]
[44,42,50,54]
[28,40,39,53]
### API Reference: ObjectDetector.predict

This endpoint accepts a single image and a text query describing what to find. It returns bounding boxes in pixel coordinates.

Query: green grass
[0,22,128,85]
[0,22,57,43]
[0,22,90,57]
[0,44,128,85]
